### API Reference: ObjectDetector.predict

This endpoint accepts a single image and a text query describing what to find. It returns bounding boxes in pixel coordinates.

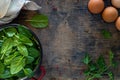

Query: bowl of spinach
[0,24,42,80]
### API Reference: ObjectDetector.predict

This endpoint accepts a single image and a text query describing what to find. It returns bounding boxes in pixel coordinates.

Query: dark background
[13,0,120,80]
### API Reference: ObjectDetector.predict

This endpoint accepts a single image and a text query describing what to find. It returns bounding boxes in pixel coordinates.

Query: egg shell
[115,17,120,31]
[88,0,104,14]
[102,6,118,22]
[111,0,120,8]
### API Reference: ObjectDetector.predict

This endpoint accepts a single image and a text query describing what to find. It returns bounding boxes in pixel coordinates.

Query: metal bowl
[0,24,43,80]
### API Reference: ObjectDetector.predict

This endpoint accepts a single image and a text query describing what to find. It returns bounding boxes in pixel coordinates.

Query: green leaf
[27,14,48,28]
[26,56,34,64]
[89,63,97,71]
[0,61,5,74]
[10,56,25,74]
[28,47,40,58]
[101,29,112,39]
[5,27,17,37]
[15,34,33,46]
[4,52,18,65]
[35,57,40,65]
[17,26,32,38]
[1,38,13,54]
[0,69,12,79]
[108,72,114,80]
[17,44,28,56]
[83,54,91,65]
[1,38,14,59]
[23,68,34,78]
[109,50,114,66]
[16,70,25,78]
[13,36,22,46]
[96,55,106,69]
[84,70,91,76]
[0,31,4,42]
[93,74,102,78]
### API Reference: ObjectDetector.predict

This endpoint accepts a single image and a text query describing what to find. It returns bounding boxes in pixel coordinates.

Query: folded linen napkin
[0,0,41,24]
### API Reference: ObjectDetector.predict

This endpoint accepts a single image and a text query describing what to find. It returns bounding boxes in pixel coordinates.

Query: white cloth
[0,0,41,25]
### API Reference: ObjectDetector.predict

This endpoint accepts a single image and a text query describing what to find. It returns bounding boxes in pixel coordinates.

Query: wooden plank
[12,0,120,80]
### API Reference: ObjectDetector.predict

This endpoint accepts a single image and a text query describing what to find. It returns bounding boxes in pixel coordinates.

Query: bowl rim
[0,23,43,80]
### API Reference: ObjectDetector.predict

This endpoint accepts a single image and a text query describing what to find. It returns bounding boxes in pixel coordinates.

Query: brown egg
[88,0,104,14]
[115,17,120,30]
[102,6,118,22]
[111,0,120,8]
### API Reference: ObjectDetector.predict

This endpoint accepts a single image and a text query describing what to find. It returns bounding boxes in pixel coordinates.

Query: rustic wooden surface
[12,0,120,80]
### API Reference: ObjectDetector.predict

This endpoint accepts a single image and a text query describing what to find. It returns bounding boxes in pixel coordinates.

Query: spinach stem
[25,20,46,22]
[1,53,5,60]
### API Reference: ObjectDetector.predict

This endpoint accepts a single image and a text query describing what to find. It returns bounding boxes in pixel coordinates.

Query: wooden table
[12,0,120,80]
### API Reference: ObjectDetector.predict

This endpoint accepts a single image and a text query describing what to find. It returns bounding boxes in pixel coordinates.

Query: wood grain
[13,0,120,80]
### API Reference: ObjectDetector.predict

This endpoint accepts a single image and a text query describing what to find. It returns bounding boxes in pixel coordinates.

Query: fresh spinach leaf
[83,53,91,65]
[0,61,5,74]
[13,37,22,46]
[0,69,12,79]
[4,52,18,65]
[15,34,33,46]
[89,63,97,71]
[96,55,106,70]
[16,70,25,78]
[101,29,112,39]
[35,57,40,65]
[17,45,28,57]
[5,27,17,37]
[27,14,48,28]
[26,56,34,64]
[108,72,114,80]
[109,50,114,66]
[23,68,34,78]
[83,53,116,80]
[1,38,14,59]
[10,56,25,74]
[17,26,32,38]
[28,47,39,58]
[0,31,4,42]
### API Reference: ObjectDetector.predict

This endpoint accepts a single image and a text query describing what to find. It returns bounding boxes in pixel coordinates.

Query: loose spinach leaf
[5,27,17,37]
[4,52,18,65]
[109,50,114,66]
[0,61,5,74]
[0,31,4,42]
[35,57,40,65]
[1,38,13,54]
[96,55,106,70]
[101,29,112,39]
[0,69,12,79]
[89,63,97,71]
[83,53,116,80]
[28,47,39,58]
[108,72,114,80]
[83,53,91,65]
[4,77,15,80]
[15,34,33,46]
[84,70,91,76]
[92,74,102,79]
[13,37,22,46]
[27,14,48,28]
[16,70,25,78]
[10,56,25,74]
[17,26,32,38]
[1,38,14,59]
[17,45,28,57]
[23,68,34,78]
[26,56,34,64]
